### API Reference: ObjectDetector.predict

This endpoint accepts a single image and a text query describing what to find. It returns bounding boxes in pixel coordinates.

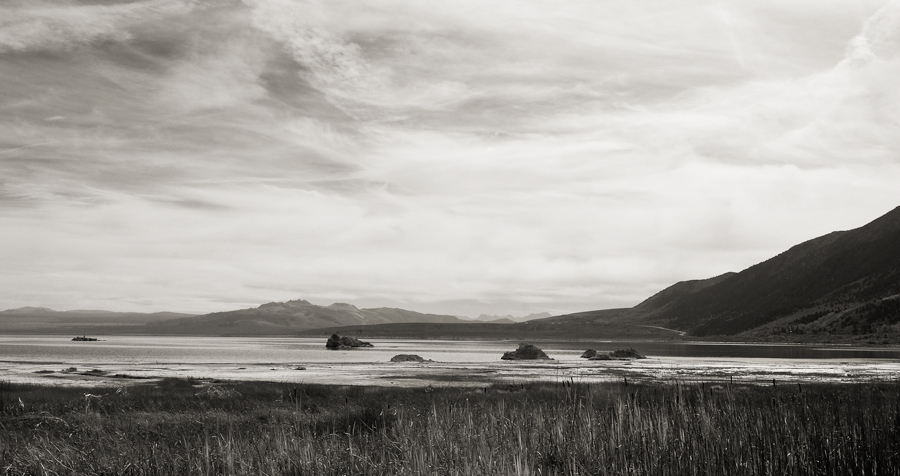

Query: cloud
[244,0,395,117]
[845,0,900,62]
[1,0,899,316]
[158,42,268,113]
[0,0,197,54]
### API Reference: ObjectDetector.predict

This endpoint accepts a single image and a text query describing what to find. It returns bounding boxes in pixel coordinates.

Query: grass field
[2,378,898,475]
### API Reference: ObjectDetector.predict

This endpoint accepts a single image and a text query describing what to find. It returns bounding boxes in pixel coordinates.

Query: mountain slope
[0,307,194,334]
[633,273,736,313]
[475,312,552,323]
[639,205,900,336]
[145,299,466,335]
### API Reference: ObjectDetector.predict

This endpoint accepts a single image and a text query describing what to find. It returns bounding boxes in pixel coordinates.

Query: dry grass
[1,378,898,475]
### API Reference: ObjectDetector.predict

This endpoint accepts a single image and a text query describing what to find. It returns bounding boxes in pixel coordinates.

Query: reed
[1,379,898,475]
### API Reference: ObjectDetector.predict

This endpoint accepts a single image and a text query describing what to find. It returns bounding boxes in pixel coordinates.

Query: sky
[1,0,899,317]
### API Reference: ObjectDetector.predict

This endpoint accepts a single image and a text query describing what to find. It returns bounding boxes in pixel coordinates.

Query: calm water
[1,336,899,365]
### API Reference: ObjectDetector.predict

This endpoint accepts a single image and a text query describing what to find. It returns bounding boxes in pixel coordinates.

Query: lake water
[1,336,898,387]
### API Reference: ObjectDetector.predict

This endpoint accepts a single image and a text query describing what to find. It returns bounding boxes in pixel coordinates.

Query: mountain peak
[327,303,359,311]
[257,299,311,310]
[147,298,465,334]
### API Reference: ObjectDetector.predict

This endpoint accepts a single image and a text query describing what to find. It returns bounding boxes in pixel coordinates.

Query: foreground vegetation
[2,378,898,475]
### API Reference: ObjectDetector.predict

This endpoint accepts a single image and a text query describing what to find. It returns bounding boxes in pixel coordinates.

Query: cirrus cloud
[0,0,898,316]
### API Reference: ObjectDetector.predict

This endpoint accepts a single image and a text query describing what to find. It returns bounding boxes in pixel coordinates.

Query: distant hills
[142,300,467,335]
[0,307,194,334]
[474,312,552,323]
[0,299,555,336]
[5,206,899,342]
[0,300,469,335]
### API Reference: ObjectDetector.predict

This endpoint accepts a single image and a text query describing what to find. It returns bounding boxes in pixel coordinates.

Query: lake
[1,335,898,387]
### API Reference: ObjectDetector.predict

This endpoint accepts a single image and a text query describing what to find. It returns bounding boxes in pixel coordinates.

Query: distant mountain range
[473,312,552,323]
[0,300,468,335]
[0,307,193,334]
[0,299,551,336]
[4,206,899,342]
[142,300,466,335]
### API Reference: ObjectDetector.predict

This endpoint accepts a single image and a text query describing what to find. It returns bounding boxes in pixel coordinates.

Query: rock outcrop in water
[582,347,647,360]
[390,354,430,363]
[326,333,373,350]
[72,336,98,341]
[501,343,552,360]
[609,348,646,359]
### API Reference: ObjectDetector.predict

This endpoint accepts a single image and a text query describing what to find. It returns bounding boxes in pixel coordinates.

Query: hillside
[475,312,552,323]
[633,273,736,313]
[551,205,900,340]
[142,299,467,335]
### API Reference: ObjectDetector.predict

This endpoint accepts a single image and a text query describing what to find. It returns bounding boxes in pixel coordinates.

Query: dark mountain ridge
[143,299,467,335]
[633,273,736,313]
[566,205,900,338]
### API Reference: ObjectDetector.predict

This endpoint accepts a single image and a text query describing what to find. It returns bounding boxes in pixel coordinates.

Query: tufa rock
[580,349,598,359]
[608,348,646,359]
[586,347,647,360]
[501,343,552,360]
[326,333,374,350]
[390,354,431,363]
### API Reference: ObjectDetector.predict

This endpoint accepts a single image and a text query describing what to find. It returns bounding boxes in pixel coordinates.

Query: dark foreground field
[2,378,898,475]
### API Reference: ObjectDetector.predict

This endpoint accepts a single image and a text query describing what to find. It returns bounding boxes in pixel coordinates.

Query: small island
[71,336,98,342]
[325,333,374,350]
[501,343,552,360]
[581,348,646,360]
[390,354,431,363]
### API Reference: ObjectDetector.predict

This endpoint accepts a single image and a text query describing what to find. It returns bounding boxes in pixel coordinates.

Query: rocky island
[71,336,98,342]
[501,343,552,360]
[325,333,374,350]
[390,354,431,363]
[581,348,646,360]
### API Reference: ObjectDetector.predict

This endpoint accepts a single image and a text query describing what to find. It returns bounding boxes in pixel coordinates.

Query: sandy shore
[2,356,898,388]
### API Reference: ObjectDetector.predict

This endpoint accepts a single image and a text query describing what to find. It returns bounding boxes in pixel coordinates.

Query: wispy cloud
[1,0,898,315]
[0,0,197,54]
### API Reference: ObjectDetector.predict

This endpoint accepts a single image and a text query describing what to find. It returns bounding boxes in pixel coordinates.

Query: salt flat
[2,357,898,389]
[2,335,897,388]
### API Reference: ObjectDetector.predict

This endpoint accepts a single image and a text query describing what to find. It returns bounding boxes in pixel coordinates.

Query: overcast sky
[2,0,899,317]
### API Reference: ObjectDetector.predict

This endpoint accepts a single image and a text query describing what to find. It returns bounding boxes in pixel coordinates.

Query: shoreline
[3,328,900,347]
[3,356,898,389]
[3,335,898,389]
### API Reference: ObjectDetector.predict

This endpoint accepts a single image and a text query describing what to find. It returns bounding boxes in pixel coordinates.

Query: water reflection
[2,336,898,365]
[542,341,900,360]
